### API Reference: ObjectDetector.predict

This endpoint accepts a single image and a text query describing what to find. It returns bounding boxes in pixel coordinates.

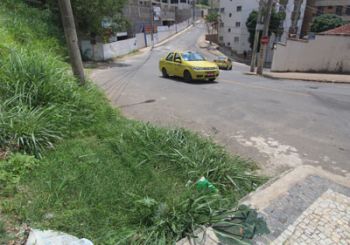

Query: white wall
[103,38,138,60]
[271,35,350,73]
[81,19,191,61]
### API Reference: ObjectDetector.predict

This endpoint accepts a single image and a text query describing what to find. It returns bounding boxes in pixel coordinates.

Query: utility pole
[256,0,273,75]
[192,0,196,24]
[150,5,154,47]
[58,0,85,85]
[290,0,303,37]
[175,6,178,33]
[250,0,264,73]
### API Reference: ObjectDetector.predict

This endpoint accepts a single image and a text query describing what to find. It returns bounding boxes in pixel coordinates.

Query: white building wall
[218,0,258,54]
[271,35,350,73]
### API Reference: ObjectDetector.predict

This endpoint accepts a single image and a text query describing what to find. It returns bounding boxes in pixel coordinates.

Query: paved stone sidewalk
[177,166,350,245]
[272,189,350,245]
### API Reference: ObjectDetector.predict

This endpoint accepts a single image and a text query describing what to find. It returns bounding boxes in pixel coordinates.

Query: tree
[311,14,344,33]
[47,0,128,36]
[199,0,209,6]
[246,9,285,49]
[205,12,219,33]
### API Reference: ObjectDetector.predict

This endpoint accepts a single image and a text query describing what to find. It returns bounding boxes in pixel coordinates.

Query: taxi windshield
[181,52,205,61]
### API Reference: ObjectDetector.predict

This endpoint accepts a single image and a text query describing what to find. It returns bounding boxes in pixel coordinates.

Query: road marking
[233,134,303,168]
[220,79,311,97]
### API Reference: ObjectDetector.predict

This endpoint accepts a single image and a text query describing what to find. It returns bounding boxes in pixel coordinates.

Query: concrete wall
[81,18,192,61]
[271,35,350,73]
[103,38,138,60]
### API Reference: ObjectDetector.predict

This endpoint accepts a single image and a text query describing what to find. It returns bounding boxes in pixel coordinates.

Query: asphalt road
[91,23,350,177]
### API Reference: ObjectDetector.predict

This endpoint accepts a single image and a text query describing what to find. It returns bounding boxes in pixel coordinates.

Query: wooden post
[58,0,85,85]
[257,0,273,75]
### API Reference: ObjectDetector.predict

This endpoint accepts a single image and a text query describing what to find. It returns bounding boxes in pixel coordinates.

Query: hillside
[0,1,264,244]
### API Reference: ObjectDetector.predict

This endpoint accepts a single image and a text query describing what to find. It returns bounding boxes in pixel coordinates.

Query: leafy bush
[311,14,344,33]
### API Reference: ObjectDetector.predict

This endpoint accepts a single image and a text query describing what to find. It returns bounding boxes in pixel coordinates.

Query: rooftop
[319,23,350,36]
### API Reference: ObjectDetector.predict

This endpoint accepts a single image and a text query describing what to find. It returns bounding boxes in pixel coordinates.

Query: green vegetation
[205,12,219,23]
[198,0,209,6]
[246,10,285,49]
[0,1,266,244]
[311,14,344,33]
[45,0,128,36]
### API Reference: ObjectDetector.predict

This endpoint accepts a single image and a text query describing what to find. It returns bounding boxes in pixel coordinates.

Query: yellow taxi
[213,56,232,70]
[159,51,219,82]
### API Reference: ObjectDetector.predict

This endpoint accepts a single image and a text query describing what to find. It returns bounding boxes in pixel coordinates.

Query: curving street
[91,23,350,177]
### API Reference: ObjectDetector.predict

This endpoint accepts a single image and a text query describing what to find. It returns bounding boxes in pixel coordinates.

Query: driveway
[91,23,350,177]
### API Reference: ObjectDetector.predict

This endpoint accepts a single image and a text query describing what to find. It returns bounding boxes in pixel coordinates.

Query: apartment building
[218,0,259,54]
[314,0,350,21]
[299,0,350,37]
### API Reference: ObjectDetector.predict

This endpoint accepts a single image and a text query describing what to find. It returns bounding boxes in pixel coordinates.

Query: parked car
[213,56,232,70]
[159,51,219,82]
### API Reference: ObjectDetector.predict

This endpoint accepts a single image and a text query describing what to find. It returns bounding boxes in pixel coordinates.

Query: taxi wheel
[162,68,169,78]
[184,70,192,82]
[209,78,216,82]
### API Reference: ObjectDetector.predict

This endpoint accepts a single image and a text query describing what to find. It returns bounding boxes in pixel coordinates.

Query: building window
[346,6,350,15]
[220,8,225,13]
[235,22,241,27]
[162,0,167,3]
[237,6,242,12]
[219,36,223,41]
[170,0,178,3]
[328,6,333,9]
[227,42,231,46]
[336,6,343,15]
[180,0,186,3]
[220,22,224,27]
[317,6,324,15]
[228,28,231,32]
[229,13,232,17]
[234,37,239,43]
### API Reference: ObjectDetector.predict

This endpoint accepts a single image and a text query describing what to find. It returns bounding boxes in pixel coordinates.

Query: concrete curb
[241,165,350,211]
[262,73,350,84]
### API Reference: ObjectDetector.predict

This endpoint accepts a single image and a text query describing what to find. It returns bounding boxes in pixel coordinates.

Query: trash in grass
[26,229,93,245]
[196,176,218,192]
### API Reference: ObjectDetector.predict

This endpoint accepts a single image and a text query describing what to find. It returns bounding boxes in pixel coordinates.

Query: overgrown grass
[0,1,267,244]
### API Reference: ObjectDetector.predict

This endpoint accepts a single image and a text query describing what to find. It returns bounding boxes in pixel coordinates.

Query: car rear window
[181,52,205,61]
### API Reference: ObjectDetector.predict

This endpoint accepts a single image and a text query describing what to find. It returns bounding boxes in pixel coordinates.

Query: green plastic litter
[196,176,218,192]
